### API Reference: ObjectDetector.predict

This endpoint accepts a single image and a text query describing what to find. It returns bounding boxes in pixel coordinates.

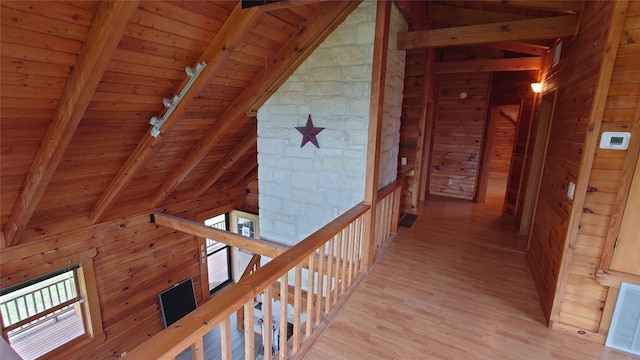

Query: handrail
[127,180,403,359]
[0,276,79,334]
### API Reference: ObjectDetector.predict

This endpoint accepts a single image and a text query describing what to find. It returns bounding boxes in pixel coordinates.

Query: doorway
[476,104,520,207]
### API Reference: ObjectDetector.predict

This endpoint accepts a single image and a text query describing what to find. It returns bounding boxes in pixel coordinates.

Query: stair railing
[126,181,402,360]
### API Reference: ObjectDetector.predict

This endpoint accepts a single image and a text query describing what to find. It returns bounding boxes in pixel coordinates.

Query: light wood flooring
[303,177,635,359]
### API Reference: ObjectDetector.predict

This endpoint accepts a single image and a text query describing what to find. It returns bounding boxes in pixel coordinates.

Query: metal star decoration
[296,114,324,148]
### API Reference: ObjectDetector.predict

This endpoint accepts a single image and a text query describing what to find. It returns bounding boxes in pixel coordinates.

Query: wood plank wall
[429,72,491,199]
[555,0,640,339]
[489,108,516,176]
[489,71,537,216]
[398,50,428,214]
[0,187,249,359]
[527,0,615,327]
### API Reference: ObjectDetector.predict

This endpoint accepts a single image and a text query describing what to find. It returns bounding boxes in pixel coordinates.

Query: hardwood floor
[303,177,635,359]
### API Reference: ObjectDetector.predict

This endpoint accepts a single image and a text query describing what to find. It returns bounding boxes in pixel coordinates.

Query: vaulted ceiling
[0,0,585,247]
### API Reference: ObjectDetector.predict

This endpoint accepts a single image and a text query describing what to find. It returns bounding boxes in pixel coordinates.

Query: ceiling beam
[2,0,139,247]
[152,212,287,258]
[433,57,542,74]
[398,15,579,50]
[258,0,327,11]
[192,130,258,199]
[227,163,258,189]
[426,4,533,25]
[89,4,263,224]
[148,0,362,207]
[477,1,584,15]
[489,41,549,56]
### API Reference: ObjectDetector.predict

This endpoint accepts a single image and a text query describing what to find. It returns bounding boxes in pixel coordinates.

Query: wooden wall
[0,187,248,359]
[489,106,517,176]
[526,0,620,334]
[429,72,491,199]
[552,0,640,341]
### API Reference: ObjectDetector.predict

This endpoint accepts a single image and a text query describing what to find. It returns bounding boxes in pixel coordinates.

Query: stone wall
[257,1,405,245]
[379,3,407,188]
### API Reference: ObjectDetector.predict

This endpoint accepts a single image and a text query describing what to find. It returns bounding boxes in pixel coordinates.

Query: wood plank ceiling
[0,0,584,247]
[0,0,361,246]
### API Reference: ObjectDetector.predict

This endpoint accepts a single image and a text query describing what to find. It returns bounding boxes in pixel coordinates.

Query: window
[204,214,233,293]
[553,40,562,66]
[0,266,85,360]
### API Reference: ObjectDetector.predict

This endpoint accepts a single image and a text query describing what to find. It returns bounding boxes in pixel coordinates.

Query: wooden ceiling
[0,0,585,247]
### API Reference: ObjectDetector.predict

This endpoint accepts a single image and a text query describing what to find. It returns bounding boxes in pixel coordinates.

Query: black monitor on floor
[158,278,197,327]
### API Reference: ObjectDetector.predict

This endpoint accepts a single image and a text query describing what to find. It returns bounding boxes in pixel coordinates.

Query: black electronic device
[158,278,197,327]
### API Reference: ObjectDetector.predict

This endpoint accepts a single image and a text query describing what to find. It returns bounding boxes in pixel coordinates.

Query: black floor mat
[399,214,417,228]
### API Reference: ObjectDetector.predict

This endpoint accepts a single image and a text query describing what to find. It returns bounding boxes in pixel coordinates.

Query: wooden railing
[0,275,79,335]
[126,182,402,360]
[373,181,402,257]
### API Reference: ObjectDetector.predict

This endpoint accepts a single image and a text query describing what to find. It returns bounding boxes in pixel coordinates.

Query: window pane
[207,248,231,292]
[0,269,85,360]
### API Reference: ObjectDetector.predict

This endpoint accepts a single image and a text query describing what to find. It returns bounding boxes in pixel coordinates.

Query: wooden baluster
[315,244,325,325]
[293,264,302,352]
[279,273,288,359]
[325,238,334,314]
[333,234,342,303]
[264,286,273,360]
[221,318,232,360]
[306,253,315,336]
[244,302,254,360]
[347,222,355,287]
[341,227,350,293]
[191,337,204,360]
[353,216,361,275]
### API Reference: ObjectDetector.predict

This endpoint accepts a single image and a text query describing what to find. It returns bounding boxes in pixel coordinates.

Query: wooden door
[610,155,640,274]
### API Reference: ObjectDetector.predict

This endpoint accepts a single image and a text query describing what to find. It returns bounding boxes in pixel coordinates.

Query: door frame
[519,91,557,239]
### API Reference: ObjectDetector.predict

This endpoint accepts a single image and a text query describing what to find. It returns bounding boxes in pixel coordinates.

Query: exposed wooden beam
[433,57,542,74]
[89,4,262,224]
[398,15,579,50]
[477,1,584,15]
[227,164,258,189]
[258,0,327,11]
[426,4,533,25]
[192,131,258,198]
[489,41,549,56]
[2,0,139,247]
[152,212,287,258]
[149,1,362,207]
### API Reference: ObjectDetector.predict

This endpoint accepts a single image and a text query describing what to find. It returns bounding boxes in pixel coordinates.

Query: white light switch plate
[567,182,576,200]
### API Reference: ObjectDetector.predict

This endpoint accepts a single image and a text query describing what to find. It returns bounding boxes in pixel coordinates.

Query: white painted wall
[257,1,406,246]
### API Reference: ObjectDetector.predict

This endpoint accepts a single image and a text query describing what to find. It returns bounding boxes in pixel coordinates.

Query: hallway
[303,183,634,359]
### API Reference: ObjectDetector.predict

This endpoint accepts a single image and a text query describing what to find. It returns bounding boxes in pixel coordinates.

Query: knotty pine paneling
[0,188,250,359]
[555,0,640,337]
[527,0,628,335]
[0,0,95,229]
[429,72,490,200]
[489,106,517,177]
